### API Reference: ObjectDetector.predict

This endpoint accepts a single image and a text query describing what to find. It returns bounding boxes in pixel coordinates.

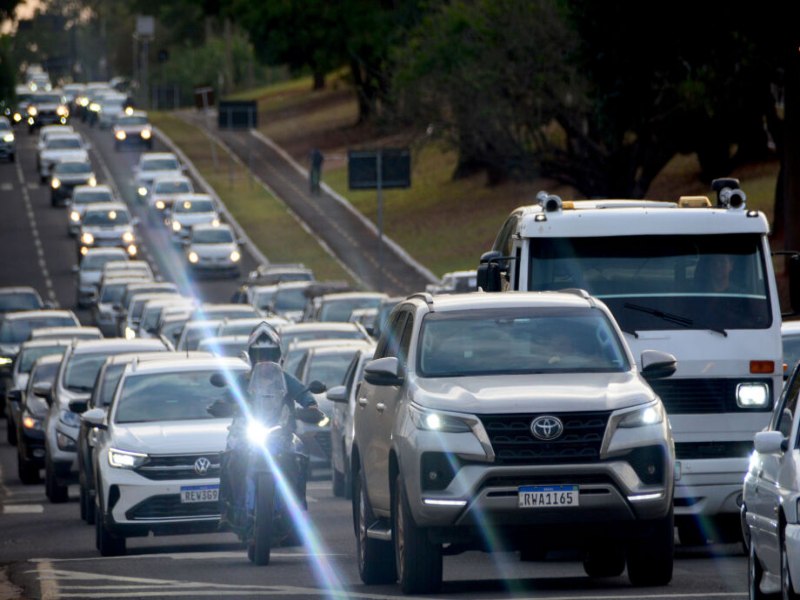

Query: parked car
[743,357,800,599]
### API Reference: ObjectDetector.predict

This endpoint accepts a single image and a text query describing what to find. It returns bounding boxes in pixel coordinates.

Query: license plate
[518,485,578,508]
[180,485,219,503]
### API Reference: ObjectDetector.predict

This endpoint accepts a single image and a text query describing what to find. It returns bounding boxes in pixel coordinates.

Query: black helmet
[247,321,281,364]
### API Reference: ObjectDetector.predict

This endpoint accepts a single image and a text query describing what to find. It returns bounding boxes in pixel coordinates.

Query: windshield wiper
[623,303,693,328]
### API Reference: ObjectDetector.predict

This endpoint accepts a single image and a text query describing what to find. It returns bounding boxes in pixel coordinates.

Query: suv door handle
[376,403,386,413]
[357,397,368,407]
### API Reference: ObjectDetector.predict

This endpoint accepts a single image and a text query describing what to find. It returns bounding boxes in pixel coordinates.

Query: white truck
[477,178,800,545]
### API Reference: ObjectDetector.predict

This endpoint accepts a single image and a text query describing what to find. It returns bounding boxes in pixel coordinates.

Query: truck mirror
[789,254,800,314]
[477,250,504,292]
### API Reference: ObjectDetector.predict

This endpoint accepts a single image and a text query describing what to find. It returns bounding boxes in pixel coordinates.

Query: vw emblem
[531,416,564,441]
[194,457,211,475]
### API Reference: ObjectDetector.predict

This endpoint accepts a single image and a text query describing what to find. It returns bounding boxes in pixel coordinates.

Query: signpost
[134,16,154,108]
[348,149,411,290]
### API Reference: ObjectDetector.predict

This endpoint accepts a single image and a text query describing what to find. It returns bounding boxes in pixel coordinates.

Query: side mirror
[640,350,677,380]
[307,380,327,395]
[207,399,236,418]
[33,381,52,402]
[363,357,403,387]
[326,385,347,403]
[69,399,88,413]
[754,430,787,454]
[476,250,505,292]
[81,407,107,428]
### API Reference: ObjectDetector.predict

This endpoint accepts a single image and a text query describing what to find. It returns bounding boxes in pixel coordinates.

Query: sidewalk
[177,110,436,296]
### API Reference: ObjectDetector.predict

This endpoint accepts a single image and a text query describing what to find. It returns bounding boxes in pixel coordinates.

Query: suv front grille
[134,453,221,481]
[125,494,219,520]
[478,411,610,465]
[648,378,773,414]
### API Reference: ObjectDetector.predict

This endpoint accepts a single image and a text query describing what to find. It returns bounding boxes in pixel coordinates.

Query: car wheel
[677,517,708,546]
[249,472,274,566]
[749,541,771,600]
[343,461,352,500]
[79,483,87,521]
[96,510,126,556]
[6,417,17,446]
[40,174,46,184]
[353,465,395,584]
[626,508,674,586]
[45,456,68,504]
[332,468,346,498]
[17,449,40,484]
[9,153,14,163]
[782,533,800,600]
[393,473,443,594]
[583,544,626,578]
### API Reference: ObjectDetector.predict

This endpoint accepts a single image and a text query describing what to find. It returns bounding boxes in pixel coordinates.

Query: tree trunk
[349,59,370,123]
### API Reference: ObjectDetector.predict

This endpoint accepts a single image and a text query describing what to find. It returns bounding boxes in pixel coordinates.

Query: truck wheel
[17,450,40,484]
[584,545,625,578]
[353,466,395,584]
[250,473,274,565]
[627,508,674,586]
[749,542,770,600]
[393,473,443,594]
[45,457,68,503]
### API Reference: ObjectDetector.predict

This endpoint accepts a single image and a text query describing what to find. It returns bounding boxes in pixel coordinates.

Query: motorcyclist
[219,321,323,529]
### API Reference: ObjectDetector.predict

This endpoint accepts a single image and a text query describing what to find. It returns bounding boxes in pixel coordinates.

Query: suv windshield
[115,369,240,423]
[64,353,112,392]
[417,308,629,377]
[83,209,130,226]
[528,233,770,332]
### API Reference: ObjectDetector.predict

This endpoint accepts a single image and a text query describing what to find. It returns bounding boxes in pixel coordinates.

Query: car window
[397,314,414,367]
[0,292,42,312]
[192,229,233,244]
[142,158,179,171]
[55,162,92,174]
[74,190,113,204]
[154,180,191,194]
[374,312,408,359]
[47,137,82,149]
[306,351,358,388]
[175,199,214,213]
[83,209,130,226]
[274,289,308,311]
[18,345,66,373]
[774,364,800,439]
[81,253,126,271]
[93,363,126,408]
[0,317,76,343]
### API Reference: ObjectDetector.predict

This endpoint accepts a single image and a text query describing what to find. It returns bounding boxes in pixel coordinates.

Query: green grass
[150,112,355,284]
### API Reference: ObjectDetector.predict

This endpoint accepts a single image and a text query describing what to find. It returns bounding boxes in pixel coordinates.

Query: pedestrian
[309,148,324,195]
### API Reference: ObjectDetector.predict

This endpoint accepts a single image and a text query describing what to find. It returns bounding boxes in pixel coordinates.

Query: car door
[751,364,800,570]
[358,311,407,513]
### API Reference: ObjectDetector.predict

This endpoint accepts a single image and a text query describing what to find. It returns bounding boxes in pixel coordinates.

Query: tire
[749,541,771,600]
[79,484,87,521]
[6,417,17,446]
[45,457,69,504]
[354,465,395,584]
[9,153,14,163]
[583,545,626,578]
[626,508,674,587]
[677,518,709,546]
[17,450,40,484]
[783,534,800,600]
[332,468,346,498]
[393,473,443,594]
[96,512,126,556]
[343,462,352,500]
[249,473,274,566]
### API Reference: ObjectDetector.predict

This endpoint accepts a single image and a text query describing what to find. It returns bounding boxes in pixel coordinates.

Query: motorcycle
[209,368,326,565]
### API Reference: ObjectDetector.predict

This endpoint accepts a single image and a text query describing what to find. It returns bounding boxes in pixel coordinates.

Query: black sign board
[348,149,411,190]
[218,100,258,129]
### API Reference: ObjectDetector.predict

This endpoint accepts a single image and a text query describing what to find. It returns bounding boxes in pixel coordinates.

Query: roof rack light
[711,178,746,210]
[536,191,563,213]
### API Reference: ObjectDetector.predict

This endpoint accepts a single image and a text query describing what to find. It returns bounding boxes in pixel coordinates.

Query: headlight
[108,448,148,469]
[27,106,37,116]
[408,403,472,433]
[59,409,81,427]
[172,221,182,232]
[138,186,148,197]
[51,178,61,189]
[141,129,152,139]
[56,431,77,451]
[13,112,21,122]
[56,106,68,116]
[188,251,199,264]
[89,103,100,112]
[618,401,665,428]
[115,130,126,140]
[22,411,42,431]
[122,231,135,243]
[127,244,138,257]
[70,210,81,222]
[2,133,13,143]
[230,250,241,262]
[246,421,281,445]
[737,383,770,408]
[81,232,94,245]
[88,176,97,186]
[0,356,12,366]
[124,326,136,340]
[155,200,165,210]
[78,97,89,107]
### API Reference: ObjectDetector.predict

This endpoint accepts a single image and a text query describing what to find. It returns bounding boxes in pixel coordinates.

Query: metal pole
[205,92,218,170]
[377,151,384,292]
[248,108,254,189]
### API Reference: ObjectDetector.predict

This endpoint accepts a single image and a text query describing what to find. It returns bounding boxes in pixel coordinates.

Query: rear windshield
[154,180,191,194]
[0,316,77,343]
[0,292,42,312]
[83,209,130,226]
[319,298,382,322]
[274,288,308,311]
[99,283,127,304]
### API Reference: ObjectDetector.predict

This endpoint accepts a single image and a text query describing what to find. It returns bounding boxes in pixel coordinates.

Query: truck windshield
[528,233,770,332]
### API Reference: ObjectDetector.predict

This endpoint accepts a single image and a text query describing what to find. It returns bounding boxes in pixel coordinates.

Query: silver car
[133,152,183,201]
[184,223,242,278]
[67,184,114,237]
[742,360,800,598]
[166,194,219,243]
[78,203,138,260]
[352,291,677,593]
[74,247,129,308]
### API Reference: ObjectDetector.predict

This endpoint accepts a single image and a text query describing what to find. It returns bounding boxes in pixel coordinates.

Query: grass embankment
[149,112,354,283]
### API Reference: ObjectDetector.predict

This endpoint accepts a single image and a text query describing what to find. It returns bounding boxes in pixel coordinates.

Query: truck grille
[647,378,773,414]
[125,495,219,520]
[478,411,610,465]
[134,453,221,481]
[675,441,753,460]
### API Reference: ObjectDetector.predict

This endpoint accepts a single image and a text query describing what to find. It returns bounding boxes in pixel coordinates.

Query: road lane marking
[2,504,44,514]
[37,561,60,600]
[1,182,13,191]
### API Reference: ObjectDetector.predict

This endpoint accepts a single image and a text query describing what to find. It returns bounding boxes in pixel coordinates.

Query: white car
[148,175,193,222]
[78,203,138,260]
[74,248,129,308]
[67,184,115,237]
[743,360,800,599]
[166,194,219,242]
[185,223,241,277]
[85,356,250,556]
[38,132,89,183]
[133,152,183,202]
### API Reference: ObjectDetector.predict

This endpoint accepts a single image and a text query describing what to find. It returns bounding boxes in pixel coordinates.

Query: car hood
[82,225,132,238]
[189,243,237,258]
[409,371,655,415]
[175,213,217,226]
[41,149,88,163]
[137,170,182,184]
[110,420,231,454]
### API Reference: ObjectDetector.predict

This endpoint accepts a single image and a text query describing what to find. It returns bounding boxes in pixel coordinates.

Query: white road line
[2,504,44,514]
[0,182,13,191]
[37,561,60,600]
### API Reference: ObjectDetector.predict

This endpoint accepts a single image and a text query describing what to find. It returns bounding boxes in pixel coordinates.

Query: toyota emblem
[194,457,211,475]
[530,416,564,441]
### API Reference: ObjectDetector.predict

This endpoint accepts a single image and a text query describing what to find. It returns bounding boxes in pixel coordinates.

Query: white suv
[352,291,676,593]
[84,356,249,556]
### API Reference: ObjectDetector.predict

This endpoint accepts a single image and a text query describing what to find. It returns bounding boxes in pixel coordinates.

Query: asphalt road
[0,119,750,600]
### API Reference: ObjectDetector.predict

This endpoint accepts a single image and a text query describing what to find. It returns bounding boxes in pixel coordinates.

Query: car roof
[287,339,374,352]
[192,223,232,233]
[141,152,177,161]
[279,322,365,333]
[20,338,73,350]
[3,310,77,322]
[0,286,41,296]
[184,319,223,330]
[410,290,596,313]
[102,350,211,367]
[70,338,166,355]
[82,248,128,260]
[122,355,248,375]
[319,292,387,302]
[29,326,102,338]
[782,320,800,335]
[74,184,112,193]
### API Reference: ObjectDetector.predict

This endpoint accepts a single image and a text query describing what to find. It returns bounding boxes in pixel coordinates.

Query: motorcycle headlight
[51,178,61,189]
[737,382,770,408]
[618,401,665,428]
[59,409,81,427]
[230,250,241,263]
[2,133,13,143]
[122,231,135,243]
[70,210,81,222]
[81,232,95,245]
[246,421,281,445]
[317,415,330,428]
[115,130,126,140]
[408,404,472,433]
[108,448,148,469]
